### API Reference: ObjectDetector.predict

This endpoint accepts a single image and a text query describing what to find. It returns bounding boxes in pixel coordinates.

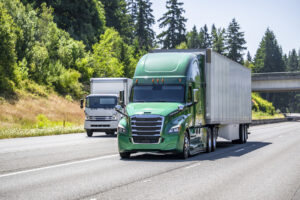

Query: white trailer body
[84,78,132,136]
[204,50,252,140]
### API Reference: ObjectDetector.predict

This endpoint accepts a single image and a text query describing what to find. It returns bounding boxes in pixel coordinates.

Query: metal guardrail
[251,116,300,126]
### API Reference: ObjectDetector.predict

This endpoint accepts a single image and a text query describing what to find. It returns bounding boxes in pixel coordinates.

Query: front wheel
[179,132,190,159]
[86,130,93,137]
[206,128,212,153]
[119,152,131,159]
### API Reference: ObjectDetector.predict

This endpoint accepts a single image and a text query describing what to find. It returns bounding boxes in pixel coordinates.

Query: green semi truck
[115,49,251,159]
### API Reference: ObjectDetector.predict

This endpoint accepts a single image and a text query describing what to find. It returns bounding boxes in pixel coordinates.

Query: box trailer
[115,49,251,159]
[82,78,132,137]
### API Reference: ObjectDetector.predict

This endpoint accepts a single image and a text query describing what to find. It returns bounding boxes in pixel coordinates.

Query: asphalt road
[0,122,300,200]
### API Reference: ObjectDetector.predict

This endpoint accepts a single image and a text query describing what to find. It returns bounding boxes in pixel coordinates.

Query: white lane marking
[235,148,245,153]
[0,154,118,178]
[185,163,201,169]
[143,179,151,183]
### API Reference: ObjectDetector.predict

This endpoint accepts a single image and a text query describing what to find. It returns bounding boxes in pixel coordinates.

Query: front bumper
[118,133,183,153]
[84,120,118,130]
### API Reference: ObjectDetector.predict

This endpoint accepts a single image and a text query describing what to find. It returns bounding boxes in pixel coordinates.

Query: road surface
[0,122,300,200]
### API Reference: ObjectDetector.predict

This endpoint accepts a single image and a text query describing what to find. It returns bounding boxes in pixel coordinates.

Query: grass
[0,126,84,139]
[0,90,85,139]
[252,110,285,120]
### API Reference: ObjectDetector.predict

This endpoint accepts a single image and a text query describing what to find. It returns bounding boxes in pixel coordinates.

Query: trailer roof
[134,52,195,77]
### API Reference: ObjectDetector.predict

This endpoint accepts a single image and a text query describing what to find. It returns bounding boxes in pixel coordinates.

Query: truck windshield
[86,96,117,108]
[131,85,185,103]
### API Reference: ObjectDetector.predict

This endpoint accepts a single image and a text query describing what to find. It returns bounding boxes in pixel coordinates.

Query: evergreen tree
[135,0,155,50]
[100,0,133,44]
[186,25,199,49]
[254,28,285,72]
[126,0,138,24]
[254,28,287,112]
[211,27,226,54]
[226,18,246,64]
[157,0,187,49]
[247,51,252,62]
[198,24,211,48]
[287,49,299,71]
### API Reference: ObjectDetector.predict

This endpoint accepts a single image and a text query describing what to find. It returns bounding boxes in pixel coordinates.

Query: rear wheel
[206,128,212,153]
[179,132,190,159]
[238,125,246,144]
[211,127,217,152]
[86,130,93,137]
[119,152,131,159]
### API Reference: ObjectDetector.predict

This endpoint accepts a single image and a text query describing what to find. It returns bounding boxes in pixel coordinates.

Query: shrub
[252,93,275,115]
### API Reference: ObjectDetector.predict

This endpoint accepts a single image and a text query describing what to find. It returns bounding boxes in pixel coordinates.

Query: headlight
[118,124,127,134]
[85,114,91,120]
[168,125,181,133]
[112,114,117,120]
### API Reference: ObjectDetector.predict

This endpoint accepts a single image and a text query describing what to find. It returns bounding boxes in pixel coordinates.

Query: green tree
[135,0,155,50]
[186,25,199,49]
[211,27,226,54]
[287,49,299,71]
[157,0,187,49]
[247,51,252,62]
[21,0,106,50]
[100,0,133,44]
[226,18,246,64]
[254,29,285,72]
[198,24,211,48]
[0,2,18,94]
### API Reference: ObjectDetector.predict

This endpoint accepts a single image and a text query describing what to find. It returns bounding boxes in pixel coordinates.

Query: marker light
[152,79,154,83]
[157,79,159,83]
[179,78,182,83]
[136,79,138,83]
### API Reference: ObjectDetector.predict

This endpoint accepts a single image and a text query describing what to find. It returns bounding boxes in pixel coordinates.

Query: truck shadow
[125,141,271,162]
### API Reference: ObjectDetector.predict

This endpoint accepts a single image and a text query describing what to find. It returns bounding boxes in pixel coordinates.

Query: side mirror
[115,105,128,117]
[193,89,199,103]
[115,105,122,111]
[178,105,184,111]
[80,99,84,109]
[119,90,125,106]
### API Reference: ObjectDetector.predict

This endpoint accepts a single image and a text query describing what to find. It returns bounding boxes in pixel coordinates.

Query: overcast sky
[151,0,300,57]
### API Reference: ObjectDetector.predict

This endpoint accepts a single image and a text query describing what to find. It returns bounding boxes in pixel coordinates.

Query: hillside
[0,91,84,138]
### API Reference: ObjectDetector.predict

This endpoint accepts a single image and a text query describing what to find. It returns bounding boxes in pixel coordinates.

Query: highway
[0,122,300,200]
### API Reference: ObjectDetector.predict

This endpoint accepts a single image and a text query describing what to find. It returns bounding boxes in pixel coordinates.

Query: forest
[0,0,300,112]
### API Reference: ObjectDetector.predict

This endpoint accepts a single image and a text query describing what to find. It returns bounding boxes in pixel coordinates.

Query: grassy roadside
[252,110,285,120]
[0,89,85,139]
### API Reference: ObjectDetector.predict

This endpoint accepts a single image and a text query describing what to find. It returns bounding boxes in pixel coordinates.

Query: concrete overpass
[252,72,300,92]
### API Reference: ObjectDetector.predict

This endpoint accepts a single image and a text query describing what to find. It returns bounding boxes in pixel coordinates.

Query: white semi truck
[81,78,132,137]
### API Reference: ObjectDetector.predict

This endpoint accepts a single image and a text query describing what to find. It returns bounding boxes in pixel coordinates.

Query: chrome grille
[131,115,164,144]
[89,116,115,121]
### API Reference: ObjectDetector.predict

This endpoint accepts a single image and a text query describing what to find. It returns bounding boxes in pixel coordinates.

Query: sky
[151,0,300,57]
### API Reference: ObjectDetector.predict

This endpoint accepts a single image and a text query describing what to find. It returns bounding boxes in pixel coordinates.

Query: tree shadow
[122,141,271,162]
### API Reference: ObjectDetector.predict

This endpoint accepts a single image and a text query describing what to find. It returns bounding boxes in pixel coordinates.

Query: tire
[119,152,131,159]
[206,128,212,153]
[238,125,245,144]
[211,127,217,152]
[86,130,93,137]
[105,131,115,135]
[179,132,190,159]
[244,125,248,143]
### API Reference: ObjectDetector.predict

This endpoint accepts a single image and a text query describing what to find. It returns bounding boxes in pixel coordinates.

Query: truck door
[187,84,197,150]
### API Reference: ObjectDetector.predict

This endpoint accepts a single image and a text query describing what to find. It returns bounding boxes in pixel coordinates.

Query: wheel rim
[184,136,189,157]
[208,132,212,149]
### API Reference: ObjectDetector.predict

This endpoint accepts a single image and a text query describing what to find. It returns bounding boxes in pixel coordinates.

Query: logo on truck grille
[130,115,164,144]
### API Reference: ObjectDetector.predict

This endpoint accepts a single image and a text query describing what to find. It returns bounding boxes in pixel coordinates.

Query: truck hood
[126,102,183,117]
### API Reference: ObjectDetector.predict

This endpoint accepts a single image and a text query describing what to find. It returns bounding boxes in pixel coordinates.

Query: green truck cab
[116,49,251,159]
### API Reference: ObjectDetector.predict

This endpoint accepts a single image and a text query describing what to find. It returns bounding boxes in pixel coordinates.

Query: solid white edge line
[0,154,118,178]
[235,148,245,153]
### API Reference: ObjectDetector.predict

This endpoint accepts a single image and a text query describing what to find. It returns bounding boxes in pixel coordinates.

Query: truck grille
[89,116,116,121]
[130,115,164,144]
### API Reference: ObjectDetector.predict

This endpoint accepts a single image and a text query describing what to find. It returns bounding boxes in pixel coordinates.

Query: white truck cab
[81,78,132,137]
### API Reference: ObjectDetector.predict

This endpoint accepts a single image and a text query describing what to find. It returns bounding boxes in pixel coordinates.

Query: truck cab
[116,52,209,159]
[84,94,119,136]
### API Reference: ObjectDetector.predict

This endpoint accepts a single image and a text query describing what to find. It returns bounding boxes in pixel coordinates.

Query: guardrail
[251,116,300,126]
